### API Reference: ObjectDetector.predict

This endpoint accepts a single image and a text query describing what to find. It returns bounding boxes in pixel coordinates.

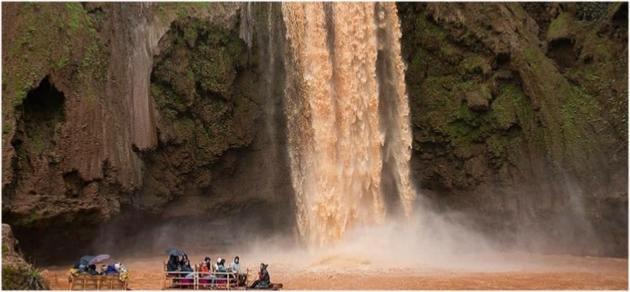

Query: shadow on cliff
[83,201,295,263]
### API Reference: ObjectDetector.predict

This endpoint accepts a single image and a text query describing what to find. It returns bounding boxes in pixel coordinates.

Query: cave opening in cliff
[19,76,66,147]
[8,75,65,200]
[547,38,577,70]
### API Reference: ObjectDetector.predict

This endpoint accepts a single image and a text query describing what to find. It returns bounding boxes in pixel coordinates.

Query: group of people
[72,261,127,276]
[166,254,271,289]
[69,260,130,284]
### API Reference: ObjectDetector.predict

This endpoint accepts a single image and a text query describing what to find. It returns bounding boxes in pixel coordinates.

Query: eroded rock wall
[1,2,627,262]
[2,2,294,262]
[398,2,627,256]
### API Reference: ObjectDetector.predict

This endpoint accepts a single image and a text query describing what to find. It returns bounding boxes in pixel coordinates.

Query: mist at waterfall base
[240,206,504,272]
[90,202,503,272]
[233,183,603,274]
[80,168,607,276]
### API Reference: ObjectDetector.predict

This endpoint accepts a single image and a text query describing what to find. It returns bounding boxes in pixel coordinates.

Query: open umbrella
[165,247,185,257]
[88,254,110,265]
[74,255,94,268]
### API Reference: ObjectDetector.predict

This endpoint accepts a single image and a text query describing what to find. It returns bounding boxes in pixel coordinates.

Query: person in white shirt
[231,256,247,287]
[230,256,240,273]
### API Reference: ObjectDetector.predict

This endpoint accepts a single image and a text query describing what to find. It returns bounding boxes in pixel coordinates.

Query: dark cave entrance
[547,38,577,70]
[12,75,66,156]
[22,76,66,128]
[6,76,75,265]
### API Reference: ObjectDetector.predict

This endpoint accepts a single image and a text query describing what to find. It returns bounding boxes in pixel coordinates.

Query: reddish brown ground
[42,253,627,290]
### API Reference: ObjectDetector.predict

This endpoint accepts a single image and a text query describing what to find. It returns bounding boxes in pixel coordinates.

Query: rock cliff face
[2,2,295,262]
[398,2,627,256]
[1,2,627,262]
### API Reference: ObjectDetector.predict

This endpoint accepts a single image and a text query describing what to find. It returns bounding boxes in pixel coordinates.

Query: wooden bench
[162,268,248,290]
[163,261,196,290]
[69,274,128,290]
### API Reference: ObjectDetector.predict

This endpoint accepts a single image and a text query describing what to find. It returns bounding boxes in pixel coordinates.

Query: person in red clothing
[200,257,212,274]
[199,256,217,287]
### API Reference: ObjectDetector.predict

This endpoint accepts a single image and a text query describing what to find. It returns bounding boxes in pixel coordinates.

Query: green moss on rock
[546,12,573,41]
[150,12,257,182]
[4,3,105,111]
[2,265,50,290]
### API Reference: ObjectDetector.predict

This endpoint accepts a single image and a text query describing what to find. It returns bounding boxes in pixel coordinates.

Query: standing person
[249,263,270,289]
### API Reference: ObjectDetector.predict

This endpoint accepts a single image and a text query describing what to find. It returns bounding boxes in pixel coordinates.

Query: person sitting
[181,258,193,272]
[199,256,217,287]
[166,255,180,274]
[114,262,128,273]
[181,257,194,279]
[101,264,119,275]
[214,258,221,273]
[182,253,194,269]
[249,263,270,289]
[230,256,240,273]
[86,264,100,276]
[199,257,212,275]
[231,256,246,287]
[215,258,228,282]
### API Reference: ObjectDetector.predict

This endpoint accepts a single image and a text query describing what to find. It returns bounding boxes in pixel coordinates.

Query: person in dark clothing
[179,253,189,267]
[249,263,270,289]
[180,257,193,272]
[166,255,180,273]
[180,256,194,279]
[86,264,100,276]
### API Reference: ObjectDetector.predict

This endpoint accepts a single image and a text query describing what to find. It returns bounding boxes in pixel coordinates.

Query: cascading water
[281,2,416,247]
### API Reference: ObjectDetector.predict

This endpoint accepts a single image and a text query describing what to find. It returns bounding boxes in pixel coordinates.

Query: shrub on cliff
[1,224,50,290]
[2,265,49,290]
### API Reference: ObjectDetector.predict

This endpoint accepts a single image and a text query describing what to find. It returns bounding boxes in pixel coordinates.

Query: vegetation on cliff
[399,2,626,192]
[1,224,49,290]
[2,2,113,240]
[398,2,627,256]
[140,14,260,213]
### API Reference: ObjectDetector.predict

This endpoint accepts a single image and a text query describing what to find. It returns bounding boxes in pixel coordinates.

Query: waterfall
[281,2,416,247]
[239,2,254,49]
